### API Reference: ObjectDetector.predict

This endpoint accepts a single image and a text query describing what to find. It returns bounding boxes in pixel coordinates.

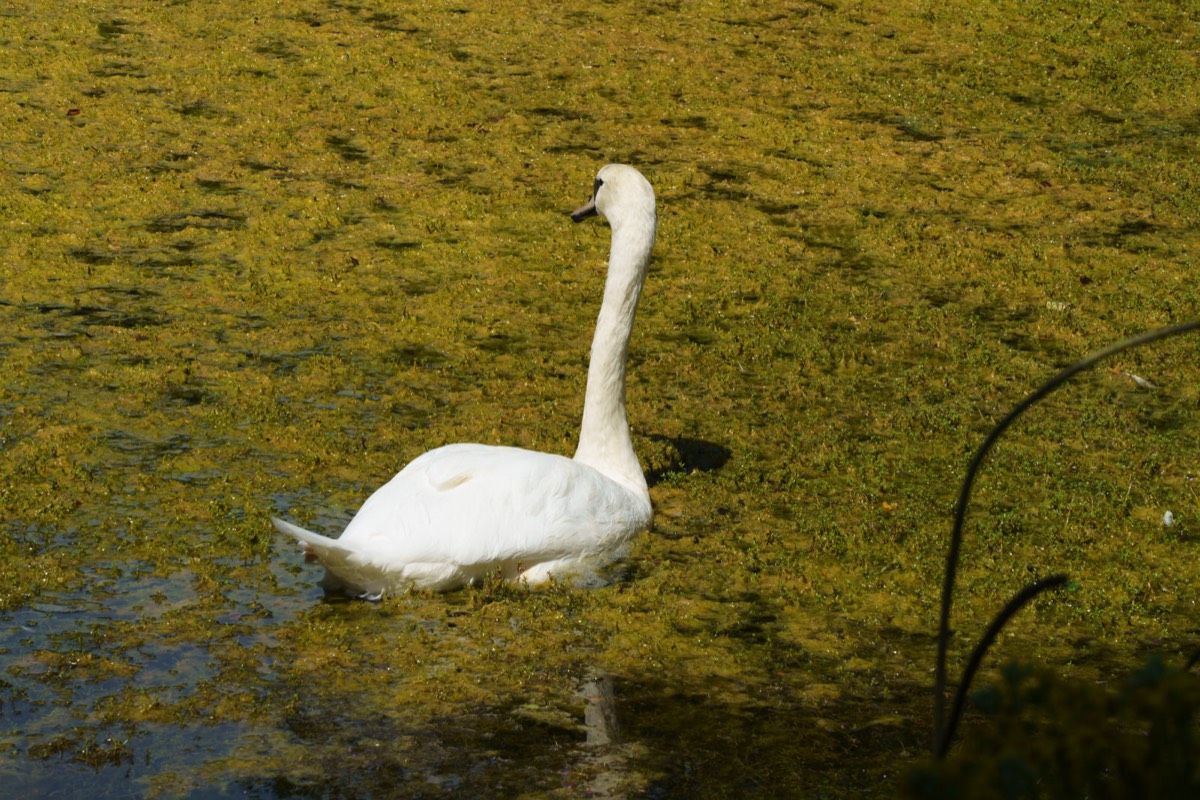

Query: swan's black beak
[570,199,597,223]
[570,176,604,222]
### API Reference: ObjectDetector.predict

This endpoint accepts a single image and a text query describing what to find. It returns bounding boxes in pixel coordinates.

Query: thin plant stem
[936,574,1068,758]
[933,320,1200,755]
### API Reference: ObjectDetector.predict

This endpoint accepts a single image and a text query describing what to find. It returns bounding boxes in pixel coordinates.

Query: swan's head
[570,164,655,229]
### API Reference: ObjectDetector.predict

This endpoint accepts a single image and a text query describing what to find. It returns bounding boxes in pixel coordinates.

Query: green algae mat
[2,0,1199,797]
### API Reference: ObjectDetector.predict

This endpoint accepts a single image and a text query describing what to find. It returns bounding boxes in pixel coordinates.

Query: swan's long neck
[573,207,656,497]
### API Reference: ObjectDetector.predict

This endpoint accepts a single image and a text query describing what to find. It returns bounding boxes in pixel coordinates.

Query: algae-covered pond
[2,1,1200,797]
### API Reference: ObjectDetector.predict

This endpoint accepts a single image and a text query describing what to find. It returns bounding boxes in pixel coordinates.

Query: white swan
[273,164,657,596]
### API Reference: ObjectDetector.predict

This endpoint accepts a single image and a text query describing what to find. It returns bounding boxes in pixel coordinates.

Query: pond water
[3,1,1200,797]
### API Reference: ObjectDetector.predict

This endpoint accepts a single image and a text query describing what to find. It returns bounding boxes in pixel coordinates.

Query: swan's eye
[592,177,603,200]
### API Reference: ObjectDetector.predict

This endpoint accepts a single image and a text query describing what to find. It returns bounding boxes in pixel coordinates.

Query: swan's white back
[273,164,657,596]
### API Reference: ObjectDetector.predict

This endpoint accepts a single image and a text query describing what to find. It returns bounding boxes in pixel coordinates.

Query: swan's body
[273,164,657,596]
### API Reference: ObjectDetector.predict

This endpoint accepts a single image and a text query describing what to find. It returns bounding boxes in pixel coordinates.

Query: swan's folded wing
[337,443,651,569]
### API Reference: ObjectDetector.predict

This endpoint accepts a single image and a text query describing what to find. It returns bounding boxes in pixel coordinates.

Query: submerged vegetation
[913,656,1200,798]
[1,0,1199,796]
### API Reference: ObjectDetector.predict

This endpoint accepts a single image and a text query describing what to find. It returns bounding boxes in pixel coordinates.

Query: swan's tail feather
[272,517,354,559]
[272,517,391,599]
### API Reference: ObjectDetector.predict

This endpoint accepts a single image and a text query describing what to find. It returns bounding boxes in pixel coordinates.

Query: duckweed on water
[2,0,1200,797]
